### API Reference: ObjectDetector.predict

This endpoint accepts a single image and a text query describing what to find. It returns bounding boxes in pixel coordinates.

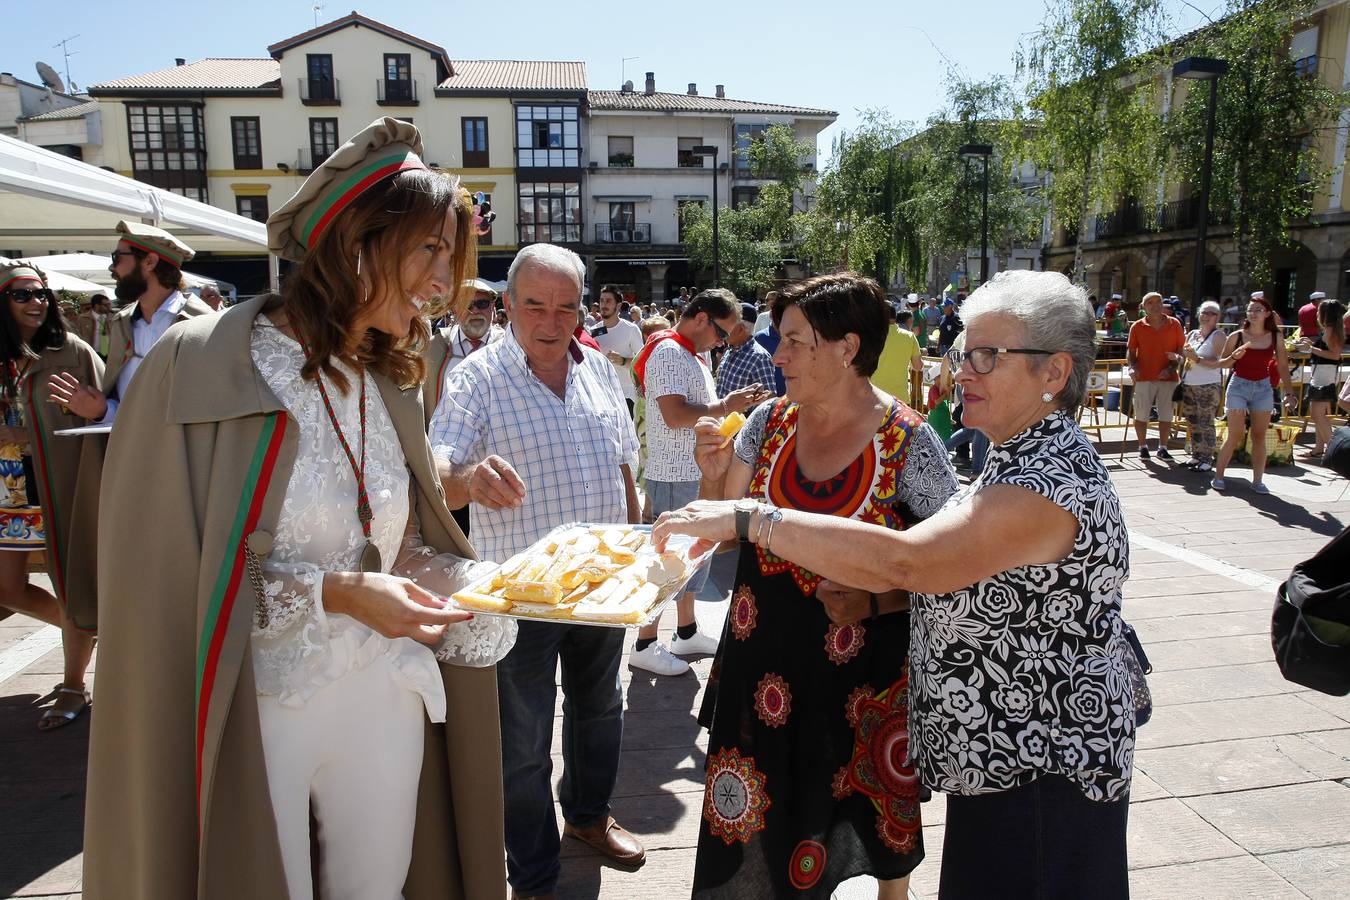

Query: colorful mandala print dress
[694,397,957,898]
[0,377,44,552]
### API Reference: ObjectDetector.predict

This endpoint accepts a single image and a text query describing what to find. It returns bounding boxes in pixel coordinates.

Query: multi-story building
[1043,0,1350,312]
[5,12,831,297]
[1,71,87,141]
[585,73,835,300]
[83,12,556,289]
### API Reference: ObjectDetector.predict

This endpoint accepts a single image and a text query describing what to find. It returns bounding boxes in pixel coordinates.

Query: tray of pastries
[451,523,715,627]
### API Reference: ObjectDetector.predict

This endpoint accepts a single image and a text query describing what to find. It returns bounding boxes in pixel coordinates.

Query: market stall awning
[18,252,232,294]
[0,133,267,247]
[0,255,107,294]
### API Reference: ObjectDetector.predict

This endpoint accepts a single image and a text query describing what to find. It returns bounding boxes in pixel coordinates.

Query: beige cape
[422,325,453,427]
[18,334,104,613]
[83,295,506,899]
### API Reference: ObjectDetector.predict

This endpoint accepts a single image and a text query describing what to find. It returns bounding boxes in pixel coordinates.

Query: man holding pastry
[630,288,769,675]
[430,243,645,899]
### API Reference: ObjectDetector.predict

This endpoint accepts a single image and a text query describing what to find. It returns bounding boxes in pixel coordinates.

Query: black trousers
[939,774,1129,900]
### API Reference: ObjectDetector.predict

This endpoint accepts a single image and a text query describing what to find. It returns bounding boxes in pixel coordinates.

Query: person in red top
[1212,293,1296,494]
[1126,291,1186,460]
[1298,291,1325,339]
[574,306,602,351]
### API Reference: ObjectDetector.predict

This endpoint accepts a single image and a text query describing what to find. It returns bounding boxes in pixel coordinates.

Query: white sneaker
[629,641,690,676]
[671,631,720,656]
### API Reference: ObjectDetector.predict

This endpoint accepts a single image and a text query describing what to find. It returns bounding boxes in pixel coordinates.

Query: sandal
[37,684,91,731]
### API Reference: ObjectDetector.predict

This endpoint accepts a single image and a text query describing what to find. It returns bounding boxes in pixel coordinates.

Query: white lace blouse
[248,317,516,720]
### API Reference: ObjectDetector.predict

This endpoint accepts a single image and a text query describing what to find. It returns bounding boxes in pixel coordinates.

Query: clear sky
[10,0,1217,145]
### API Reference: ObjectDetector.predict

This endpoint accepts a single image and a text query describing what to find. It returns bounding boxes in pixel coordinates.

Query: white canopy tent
[0,133,273,288]
[16,252,232,296]
[0,255,106,294]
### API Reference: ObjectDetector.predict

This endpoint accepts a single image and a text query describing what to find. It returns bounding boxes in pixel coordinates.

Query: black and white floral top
[910,410,1134,802]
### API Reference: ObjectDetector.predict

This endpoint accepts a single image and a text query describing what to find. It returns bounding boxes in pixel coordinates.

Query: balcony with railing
[1093,201,1149,240]
[295,147,335,174]
[1087,198,1233,243]
[594,223,651,244]
[377,79,419,105]
[299,78,340,105]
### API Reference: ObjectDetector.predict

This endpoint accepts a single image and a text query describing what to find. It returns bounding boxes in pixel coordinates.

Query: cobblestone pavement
[2,454,1347,899]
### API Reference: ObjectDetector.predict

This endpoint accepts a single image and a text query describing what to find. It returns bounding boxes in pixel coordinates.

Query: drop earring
[356,250,369,304]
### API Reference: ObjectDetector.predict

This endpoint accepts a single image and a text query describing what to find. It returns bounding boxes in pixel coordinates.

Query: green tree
[1165,0,1343,295]
[903,76,1042,291]
[681,124,814,296]
[1015,0,1168,283]
[795,110,922,286]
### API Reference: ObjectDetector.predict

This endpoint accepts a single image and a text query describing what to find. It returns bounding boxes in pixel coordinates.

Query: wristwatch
[734,499,759,542]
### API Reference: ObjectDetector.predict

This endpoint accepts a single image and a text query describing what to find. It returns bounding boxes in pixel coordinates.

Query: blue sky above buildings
[13,0,1215,144]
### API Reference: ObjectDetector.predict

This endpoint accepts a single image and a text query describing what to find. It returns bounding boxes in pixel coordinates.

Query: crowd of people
[0,115,1344,900]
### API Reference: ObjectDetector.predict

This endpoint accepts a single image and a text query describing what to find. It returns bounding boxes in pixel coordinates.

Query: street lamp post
[693,144,720,284]
[1172,56,1228,319]
[959,143,993,288]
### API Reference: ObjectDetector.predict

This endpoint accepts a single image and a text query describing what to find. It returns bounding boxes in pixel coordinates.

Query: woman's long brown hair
[283,169,476,391]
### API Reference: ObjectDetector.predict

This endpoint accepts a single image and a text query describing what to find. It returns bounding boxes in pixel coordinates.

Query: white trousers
[256,657,426,900]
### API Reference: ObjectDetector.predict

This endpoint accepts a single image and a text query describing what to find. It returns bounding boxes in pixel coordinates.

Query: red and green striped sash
[194,413,288,823]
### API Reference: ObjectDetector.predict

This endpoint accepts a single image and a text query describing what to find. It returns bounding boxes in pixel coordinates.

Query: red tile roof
[437,60,587,93]
[90,59,280,93]
[588,90,835,117]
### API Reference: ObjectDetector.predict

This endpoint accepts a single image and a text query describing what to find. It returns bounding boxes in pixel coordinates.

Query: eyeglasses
[710,318,729,343]
[947,346,1055,375]
[110,249,140,264]
[468,297,496,311]
[3,287,54,304]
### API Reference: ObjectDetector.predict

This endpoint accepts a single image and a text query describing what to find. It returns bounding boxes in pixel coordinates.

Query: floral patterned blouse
[910,410,1135,802]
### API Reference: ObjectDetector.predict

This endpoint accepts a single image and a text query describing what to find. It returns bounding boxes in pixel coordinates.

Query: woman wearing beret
[658,271,1137,899]
[0,261,101,729]
[84,118,516,900]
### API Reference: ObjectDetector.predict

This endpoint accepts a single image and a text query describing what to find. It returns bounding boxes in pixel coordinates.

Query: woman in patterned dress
[658,270,1137,899]
[687,273,957,898]
[0,261,101,729]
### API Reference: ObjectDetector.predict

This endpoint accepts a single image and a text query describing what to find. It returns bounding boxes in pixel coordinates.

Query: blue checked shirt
[429,326,640,563]
[715,337,778,399]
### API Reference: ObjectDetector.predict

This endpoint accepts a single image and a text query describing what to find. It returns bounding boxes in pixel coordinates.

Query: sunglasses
[710,318,729,342]
[3,288,54,304]
[468,297,496,311]
[110,249,141,264]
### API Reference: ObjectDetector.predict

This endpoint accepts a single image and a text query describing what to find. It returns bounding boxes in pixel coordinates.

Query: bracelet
[764,509,778,553]
[753,503,770,545]
[868,593,879,622]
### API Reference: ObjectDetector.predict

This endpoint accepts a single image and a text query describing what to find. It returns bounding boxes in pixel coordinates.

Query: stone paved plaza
[2,455,1348,899]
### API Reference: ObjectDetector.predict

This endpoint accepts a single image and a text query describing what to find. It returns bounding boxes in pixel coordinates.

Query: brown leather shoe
[563,815,646,868]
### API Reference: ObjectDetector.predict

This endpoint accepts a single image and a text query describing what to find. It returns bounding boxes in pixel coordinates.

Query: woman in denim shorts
[1212,294,1296,493]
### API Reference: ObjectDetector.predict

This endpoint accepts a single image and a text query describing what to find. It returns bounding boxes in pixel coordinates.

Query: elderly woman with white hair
[656,270,1138,899]
[1180,299,1226,472]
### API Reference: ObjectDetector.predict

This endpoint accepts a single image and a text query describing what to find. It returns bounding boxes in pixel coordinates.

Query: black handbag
[1272,524,1350,696]
[1121,622,1153,726]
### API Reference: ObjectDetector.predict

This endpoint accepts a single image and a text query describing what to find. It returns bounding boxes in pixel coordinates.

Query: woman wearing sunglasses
[0,262,102,729]
[657,271,1138,900]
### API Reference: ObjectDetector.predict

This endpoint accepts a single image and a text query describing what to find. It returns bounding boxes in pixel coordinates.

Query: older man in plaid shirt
[716,301,780,403]
[429,243,645,898]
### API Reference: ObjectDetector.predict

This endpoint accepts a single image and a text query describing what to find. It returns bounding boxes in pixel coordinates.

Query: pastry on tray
[450,525,692,625]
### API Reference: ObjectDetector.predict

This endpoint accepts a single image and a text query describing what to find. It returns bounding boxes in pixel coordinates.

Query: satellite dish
[36,61,65,94]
